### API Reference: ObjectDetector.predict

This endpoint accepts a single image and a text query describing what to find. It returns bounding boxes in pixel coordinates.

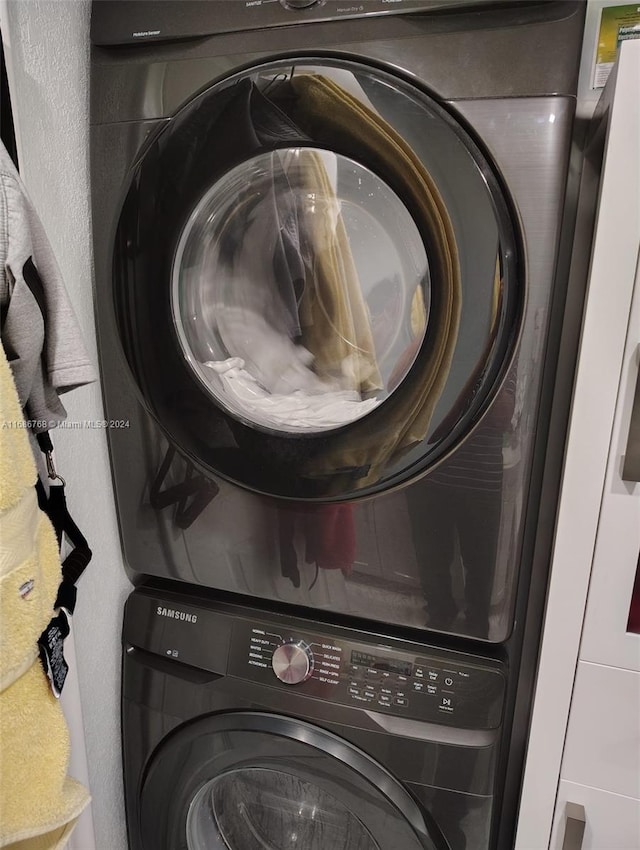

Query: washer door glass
[138,713,448,850]
[187,767,380,849]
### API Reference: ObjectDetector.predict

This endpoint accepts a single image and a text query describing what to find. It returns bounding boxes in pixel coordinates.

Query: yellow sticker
[594,4,640,89]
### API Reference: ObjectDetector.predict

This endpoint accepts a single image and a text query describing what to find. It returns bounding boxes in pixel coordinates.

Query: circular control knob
[281,0,319,9]
[272,641,314,684]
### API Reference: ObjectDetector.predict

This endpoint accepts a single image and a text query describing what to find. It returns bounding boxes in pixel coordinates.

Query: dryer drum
[113,57,521,501]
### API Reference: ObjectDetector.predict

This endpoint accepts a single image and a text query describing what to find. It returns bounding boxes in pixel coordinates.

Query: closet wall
[1,2,130,848]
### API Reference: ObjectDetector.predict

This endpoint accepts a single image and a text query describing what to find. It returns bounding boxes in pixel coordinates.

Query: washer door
[138,713,449,850]
[114,57,521,500]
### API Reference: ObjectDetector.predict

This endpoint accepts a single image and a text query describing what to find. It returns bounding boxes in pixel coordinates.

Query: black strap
[36,430,54,455]
[36,476,92,614]
[22,284,92,603]
[36,431,92,614]
[35,434,92,698]
[150,445,219,529]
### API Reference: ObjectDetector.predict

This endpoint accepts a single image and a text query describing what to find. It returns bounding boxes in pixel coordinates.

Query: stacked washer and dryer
[89,2,588,848]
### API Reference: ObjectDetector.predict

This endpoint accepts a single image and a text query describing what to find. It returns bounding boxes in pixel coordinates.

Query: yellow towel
[0,340,90,849]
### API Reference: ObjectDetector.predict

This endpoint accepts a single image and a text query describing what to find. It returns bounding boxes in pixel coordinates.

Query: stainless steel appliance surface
[122,585,506,850]
[91,0,585,645]
[90,2,593,848]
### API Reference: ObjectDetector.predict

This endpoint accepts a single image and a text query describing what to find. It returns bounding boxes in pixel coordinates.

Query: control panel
[125,590,506,731]
[230,620,505,729]
[92,0,446,46]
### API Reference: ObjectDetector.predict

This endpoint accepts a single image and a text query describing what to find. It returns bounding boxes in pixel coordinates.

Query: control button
[380,687,392,696]
[428,671,439,682]
[414,667,424,678]
[272,641,313,685]
[316,665,339,678]
[439,697,453,711]
[427,684,438,695]
[317,675,339,685]
[394,698,408,707]
[413,682,425,692]
[378,696,392,707]
[395,691,406,699]
[444,676,454,687]
[348,687,360,696]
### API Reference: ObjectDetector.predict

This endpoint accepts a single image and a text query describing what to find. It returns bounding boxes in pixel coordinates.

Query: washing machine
[122,584,507,850]
[91,0,586,644]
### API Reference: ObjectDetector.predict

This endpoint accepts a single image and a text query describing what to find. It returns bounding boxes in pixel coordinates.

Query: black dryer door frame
[113,55,522,501]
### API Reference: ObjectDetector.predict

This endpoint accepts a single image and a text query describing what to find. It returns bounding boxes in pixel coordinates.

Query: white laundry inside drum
[203,357,381,430]
[185,768,381,850]
[172,147,429,434]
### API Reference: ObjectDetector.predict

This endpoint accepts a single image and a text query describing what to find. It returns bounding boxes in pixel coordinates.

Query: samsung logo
[157,606,198,623]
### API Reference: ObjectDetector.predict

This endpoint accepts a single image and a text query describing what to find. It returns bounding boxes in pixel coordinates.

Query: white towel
[203,358,379,431]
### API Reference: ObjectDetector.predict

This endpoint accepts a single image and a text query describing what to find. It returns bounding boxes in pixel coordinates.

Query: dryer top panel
[91,0,548,46]
[90,2,585,125]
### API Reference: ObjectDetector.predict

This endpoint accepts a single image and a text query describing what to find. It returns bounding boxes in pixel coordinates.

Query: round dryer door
[114,57,522,500]
[138,712,450,850]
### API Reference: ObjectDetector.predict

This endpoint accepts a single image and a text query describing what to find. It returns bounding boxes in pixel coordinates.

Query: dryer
[90,0,586,646]
[122,584,506,850]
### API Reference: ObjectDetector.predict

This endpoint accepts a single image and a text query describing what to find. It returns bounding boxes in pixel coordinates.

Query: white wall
[1,2,131,848]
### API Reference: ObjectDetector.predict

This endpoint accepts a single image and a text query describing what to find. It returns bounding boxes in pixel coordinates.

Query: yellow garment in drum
[282,74,462,484]
[290,149,383,395]
[0,342,89,850]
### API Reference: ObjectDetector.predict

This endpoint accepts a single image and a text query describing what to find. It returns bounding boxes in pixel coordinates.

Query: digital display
[351,651,413,676]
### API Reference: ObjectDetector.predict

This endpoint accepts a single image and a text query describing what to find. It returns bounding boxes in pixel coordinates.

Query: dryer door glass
[139,713,448,850]
[172,149,428,434]
[114,57,521,500]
